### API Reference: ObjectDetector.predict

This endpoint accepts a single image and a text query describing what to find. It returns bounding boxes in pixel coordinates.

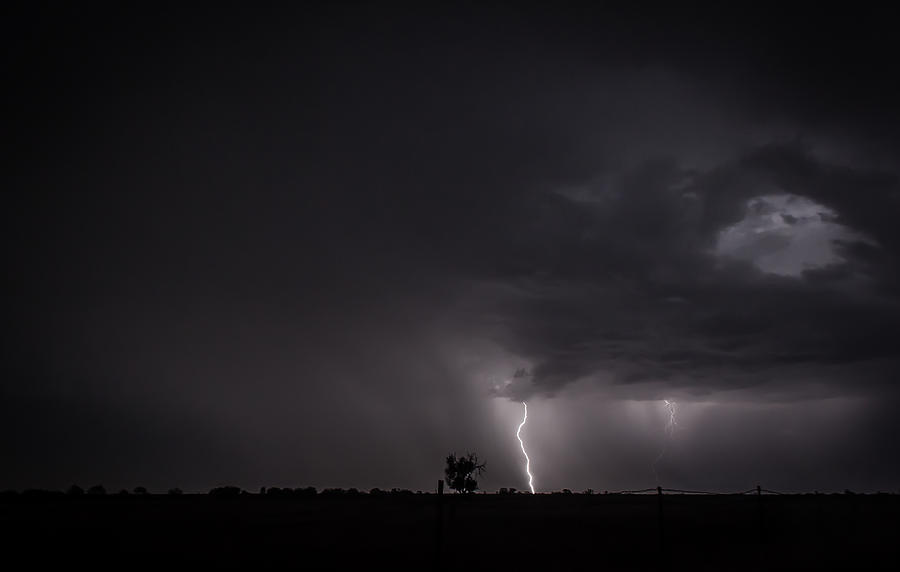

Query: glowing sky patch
[715,193,872,276]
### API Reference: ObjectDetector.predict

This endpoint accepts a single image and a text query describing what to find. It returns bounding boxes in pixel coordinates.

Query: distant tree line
[3,483,894,499]
[0,485,428,497]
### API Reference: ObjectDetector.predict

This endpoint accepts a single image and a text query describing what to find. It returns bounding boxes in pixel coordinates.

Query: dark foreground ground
[2,492,898,570]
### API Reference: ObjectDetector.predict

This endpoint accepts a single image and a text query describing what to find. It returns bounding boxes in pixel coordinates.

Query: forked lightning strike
[652,399,678,484]
[516,402,535,494]
[664,399,677,436]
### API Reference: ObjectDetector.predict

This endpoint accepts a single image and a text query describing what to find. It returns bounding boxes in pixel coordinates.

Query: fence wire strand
[605,486,784,496]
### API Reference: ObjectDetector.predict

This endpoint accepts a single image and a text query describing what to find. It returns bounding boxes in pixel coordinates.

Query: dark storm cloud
[486,145,900,399]
[4,2,900,491]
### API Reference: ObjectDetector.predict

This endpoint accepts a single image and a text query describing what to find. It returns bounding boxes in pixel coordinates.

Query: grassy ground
[2,493,897,570]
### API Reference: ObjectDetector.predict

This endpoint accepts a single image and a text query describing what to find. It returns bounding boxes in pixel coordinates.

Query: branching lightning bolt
[664,399,677,436]
[516,402,535,494]
[652,399,678,484]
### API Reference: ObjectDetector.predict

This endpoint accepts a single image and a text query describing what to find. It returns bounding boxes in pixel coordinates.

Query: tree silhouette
[444,452,486,493]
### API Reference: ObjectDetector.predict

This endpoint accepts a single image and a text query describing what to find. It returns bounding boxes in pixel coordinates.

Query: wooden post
[815,491,823,544]
[756,485,764,542]
[435,479,444,568]
[657,486,664,553]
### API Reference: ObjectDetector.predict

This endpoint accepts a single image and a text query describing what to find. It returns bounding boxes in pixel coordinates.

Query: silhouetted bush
[444,452,486,493]
[87,485,106,495]
[67,485,84,496]
[321,488,347,496]
[294,486,317,497]
[583,489,594,495]
[167,488,183,495]
[118,489,130,496]
[369,488,385,496]
[209,486,241,497]
[133,486,149,495]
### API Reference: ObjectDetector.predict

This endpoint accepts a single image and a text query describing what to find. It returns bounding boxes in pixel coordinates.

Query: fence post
[435,479,444,568]
[756,485,764,542]
[657,486,664,553]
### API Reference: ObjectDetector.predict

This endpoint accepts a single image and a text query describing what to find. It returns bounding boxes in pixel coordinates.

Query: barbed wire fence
[590,484,802,552]
[608,486,782,495]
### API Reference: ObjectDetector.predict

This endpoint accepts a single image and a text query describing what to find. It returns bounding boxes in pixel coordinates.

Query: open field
[2,493,898,570]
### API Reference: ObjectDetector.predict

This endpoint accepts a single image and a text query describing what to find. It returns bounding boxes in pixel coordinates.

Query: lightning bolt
[652,399,678,484]
[516,402,535,494]
[664,399,677,436]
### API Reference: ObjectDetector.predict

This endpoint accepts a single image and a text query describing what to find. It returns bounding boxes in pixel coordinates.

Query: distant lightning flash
[652,399,678,484]
[516,402,535,494]
[664,399,678,436]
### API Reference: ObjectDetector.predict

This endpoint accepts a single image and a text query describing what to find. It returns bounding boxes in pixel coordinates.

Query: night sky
[4,3,900,494]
